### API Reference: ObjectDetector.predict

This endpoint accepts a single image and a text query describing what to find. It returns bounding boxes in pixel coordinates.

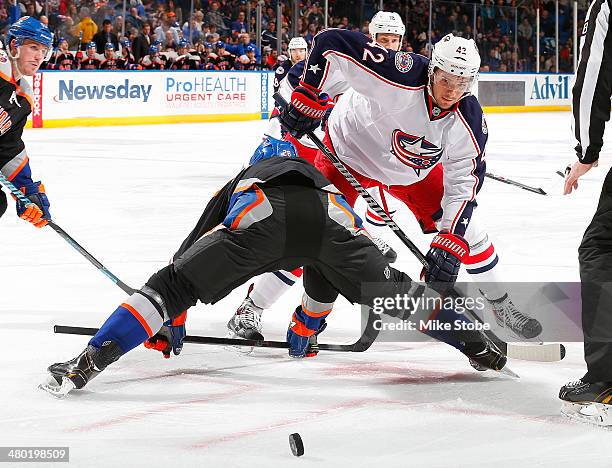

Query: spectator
[205,2,227,35]
[132,22,152,62]
[231,10,248,37]
[164,30,178,51]
[225,32,260,60]
[93,19,119,54]
[126,7,144,30]
[155,13,180,47]
[7,0,20,26]
[72,7,97,48]
[182,16,203,44]
[486,47,501,71]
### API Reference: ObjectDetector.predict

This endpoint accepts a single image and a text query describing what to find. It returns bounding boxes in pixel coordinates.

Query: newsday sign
[32,70,274,127]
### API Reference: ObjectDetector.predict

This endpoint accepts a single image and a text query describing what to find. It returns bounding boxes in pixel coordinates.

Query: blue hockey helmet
[86,41,96,50]
[249,136,298,165]
[104,42,114,50]
[216,41,225,49]
[120,38,131,48]
[246,44,256,54]
[149,44,159,54]
[178,39,189,49]
[7,16,53,59]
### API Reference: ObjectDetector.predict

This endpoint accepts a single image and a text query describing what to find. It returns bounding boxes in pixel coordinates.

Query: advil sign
[530,75,570,100]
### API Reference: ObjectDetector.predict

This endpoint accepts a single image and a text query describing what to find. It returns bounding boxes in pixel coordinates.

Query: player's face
[375,33,401,51]
[87,48,95,58]
[430,69,470,109]
[14,39,49,76]
[289,48,306,64]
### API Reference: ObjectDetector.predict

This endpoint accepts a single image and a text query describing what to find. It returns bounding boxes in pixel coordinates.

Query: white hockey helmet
[288,36,308,51]
[369,11,405,41]
[428,33,480,93]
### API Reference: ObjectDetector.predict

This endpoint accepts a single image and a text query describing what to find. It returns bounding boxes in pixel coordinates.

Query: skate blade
[223,331,255,355]
[498,365,520,379]
[38,374,76,398]
[561,402,612,428]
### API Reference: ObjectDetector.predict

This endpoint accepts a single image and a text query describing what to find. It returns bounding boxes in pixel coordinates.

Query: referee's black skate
[560,380,612,427]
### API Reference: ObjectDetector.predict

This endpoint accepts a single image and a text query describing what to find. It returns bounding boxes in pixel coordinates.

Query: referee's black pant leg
[0,189,7,219]
[579,169,612,382]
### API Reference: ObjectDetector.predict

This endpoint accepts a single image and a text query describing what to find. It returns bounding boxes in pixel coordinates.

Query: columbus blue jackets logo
[390,130,443,175]
[394,52,413,73]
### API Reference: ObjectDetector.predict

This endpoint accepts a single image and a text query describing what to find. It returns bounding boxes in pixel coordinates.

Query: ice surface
[1,113,611,467]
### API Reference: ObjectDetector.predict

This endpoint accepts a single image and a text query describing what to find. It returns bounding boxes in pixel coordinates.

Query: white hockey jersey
[300,29,488,236]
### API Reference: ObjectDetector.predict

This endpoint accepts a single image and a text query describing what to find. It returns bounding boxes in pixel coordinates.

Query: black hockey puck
[289,433,304,457]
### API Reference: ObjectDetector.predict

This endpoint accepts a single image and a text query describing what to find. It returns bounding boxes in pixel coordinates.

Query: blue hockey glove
[144,311,186,358]
[421,232,469,288]
[15,181,51,228]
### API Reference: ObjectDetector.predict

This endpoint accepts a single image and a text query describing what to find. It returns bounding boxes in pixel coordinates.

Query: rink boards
[23,70,573,128]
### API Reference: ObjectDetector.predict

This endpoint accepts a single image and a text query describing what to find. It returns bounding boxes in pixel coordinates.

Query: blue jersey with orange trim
[299,28,487,236]
[0,49,36,185]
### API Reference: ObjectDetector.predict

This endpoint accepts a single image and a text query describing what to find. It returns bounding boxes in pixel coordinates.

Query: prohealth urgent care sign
[32,70,275,127]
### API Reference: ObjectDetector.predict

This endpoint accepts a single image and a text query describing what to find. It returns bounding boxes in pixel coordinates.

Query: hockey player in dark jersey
[119,39,137,69]
[169,40,200,70]
[40,137,507,397]
[50,37,77,70]
[78,42,101,70]
[139,44,167,70]
[0,16,52,228]
[99,42,126,70]
[211,41,235,70]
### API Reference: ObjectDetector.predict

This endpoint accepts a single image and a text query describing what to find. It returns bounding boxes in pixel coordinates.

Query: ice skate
[39,345,103,398]
[560,380,612,427]
[226,294,264,355]
[465,341,508,373]
[485,293,542,340]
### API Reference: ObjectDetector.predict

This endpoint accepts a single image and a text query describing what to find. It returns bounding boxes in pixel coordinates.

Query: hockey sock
[89,292,164,355]
[250,268,303,309]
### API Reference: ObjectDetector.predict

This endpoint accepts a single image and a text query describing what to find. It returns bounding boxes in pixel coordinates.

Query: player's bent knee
[145,265,198,320]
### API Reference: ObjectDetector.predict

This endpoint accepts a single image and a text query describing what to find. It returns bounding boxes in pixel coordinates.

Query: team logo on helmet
[390,130,443,174]
[394,52,413,73]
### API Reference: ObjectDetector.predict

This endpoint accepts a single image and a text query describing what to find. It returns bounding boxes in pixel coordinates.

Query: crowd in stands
[0,0,588,72]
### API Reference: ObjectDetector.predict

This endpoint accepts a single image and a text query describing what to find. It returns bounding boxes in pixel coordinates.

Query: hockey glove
[279,86,328,139]
[305,320,328,358]
[287,307,328,358]
[15,181,51,228]
[144,311,186,358]
[421,232,469,288]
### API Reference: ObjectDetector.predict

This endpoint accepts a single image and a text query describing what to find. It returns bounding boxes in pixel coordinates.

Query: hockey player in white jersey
[226,14,405,352]
[228,29,541,348]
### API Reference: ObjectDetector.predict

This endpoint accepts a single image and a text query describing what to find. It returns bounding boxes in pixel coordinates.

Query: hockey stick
[485,172,547,195]
[274,93,564,363]
[53,309,380,353]
[0,172,136,295]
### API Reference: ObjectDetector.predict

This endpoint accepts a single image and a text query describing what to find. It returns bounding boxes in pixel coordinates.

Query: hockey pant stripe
[301,292,334,318]
[89,292,164,353]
